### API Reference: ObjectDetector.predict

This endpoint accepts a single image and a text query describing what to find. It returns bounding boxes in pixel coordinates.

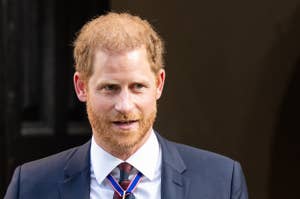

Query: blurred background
[1,0,300,198]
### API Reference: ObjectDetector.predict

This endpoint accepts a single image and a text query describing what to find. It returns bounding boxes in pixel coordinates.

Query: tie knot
[118,162,133,173]
[118,162,133,182]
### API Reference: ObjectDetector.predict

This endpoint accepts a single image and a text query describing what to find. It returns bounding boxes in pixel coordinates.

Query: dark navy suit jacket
[5,133,248,199]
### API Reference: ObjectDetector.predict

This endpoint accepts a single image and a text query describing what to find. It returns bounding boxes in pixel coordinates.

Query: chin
[114,134,142,147]
[111,131,147,149]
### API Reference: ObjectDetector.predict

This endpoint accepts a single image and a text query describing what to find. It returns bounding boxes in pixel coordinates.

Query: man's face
[74,46,165,157]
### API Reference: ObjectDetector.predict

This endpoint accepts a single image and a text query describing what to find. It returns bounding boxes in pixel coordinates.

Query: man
[5,12,248,199]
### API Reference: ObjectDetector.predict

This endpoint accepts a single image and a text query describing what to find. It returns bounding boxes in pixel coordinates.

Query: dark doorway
[0,0,110,197]
[270,60,300,198]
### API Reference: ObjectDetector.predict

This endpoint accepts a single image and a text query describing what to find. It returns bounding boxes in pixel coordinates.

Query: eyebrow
[95,81,119,89]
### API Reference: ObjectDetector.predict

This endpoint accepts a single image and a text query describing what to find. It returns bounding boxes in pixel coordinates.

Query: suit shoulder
[164,139,236,171]
[8,141,91,197]
[169,141,248,198]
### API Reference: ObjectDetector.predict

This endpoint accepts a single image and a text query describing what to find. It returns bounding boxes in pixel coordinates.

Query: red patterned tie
[113,163,135,199]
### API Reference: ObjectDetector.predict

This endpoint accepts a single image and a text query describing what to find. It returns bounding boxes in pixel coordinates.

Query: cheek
[88,95,114,112]
[135,95,157,113]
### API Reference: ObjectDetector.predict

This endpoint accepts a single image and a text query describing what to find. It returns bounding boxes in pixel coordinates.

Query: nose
[114,89,134,114]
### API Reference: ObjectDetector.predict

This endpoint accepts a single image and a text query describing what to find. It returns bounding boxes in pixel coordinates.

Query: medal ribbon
[107,172,143,198]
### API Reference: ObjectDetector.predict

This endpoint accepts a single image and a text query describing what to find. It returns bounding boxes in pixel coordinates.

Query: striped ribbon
[107,172,143,198]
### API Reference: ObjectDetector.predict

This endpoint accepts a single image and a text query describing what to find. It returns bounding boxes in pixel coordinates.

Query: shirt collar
[126,130,161,181]
[90,136,123,185]
[90,129,161,184]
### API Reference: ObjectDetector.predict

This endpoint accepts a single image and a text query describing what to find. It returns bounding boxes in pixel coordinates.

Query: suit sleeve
[4,166,21,199]
[231,161,248,199]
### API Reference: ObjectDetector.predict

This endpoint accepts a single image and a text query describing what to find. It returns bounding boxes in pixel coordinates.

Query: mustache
[109,112,140,121]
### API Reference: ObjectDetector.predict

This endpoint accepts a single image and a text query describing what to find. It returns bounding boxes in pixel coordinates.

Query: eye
[102,84,119,92]
[132,83,146,92]
[105,85,116,90]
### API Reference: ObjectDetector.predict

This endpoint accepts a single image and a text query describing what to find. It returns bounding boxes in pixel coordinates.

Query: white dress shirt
[90,130,162,199]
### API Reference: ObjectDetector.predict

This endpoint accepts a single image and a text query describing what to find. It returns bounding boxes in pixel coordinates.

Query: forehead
[93,47,151,73]
[89,47,155,83]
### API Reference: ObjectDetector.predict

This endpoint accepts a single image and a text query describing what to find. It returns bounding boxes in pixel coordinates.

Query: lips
[112,120,138,130]
[113,120,136,124]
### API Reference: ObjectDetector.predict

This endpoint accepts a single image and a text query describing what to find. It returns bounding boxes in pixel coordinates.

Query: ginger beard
[86,96,157,156]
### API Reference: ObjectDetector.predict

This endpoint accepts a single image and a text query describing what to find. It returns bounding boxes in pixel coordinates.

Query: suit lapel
[59,141,91,199]
[156,133,190,199]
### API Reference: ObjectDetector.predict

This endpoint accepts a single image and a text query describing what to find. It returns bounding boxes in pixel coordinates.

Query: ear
[74,72,87,102]
[155,69,166,100]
